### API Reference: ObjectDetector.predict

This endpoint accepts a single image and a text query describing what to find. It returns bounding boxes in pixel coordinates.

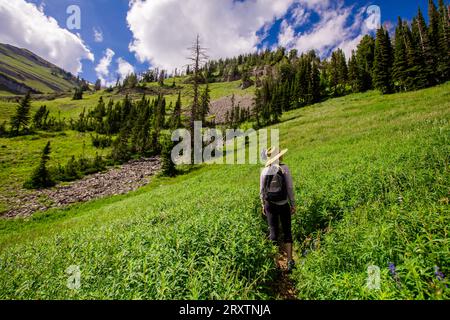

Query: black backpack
[263,165,287,203]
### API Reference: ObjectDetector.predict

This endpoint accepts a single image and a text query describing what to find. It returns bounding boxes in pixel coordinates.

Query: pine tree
[131,95,151,154]
[373,27,394,94]
[348,50,359,93]
[62,155,82,181]
[170,92,182,129]
[121,95,132,123]
[416,7,437,86]
[155,94,166,130]
[356,35,375,91]
[105,100,122,135]
[111,127,131,163]
[10,92,32,135]
[309,61,321,103]
[437,0,450,81]
[72,87,83,100]
[0,121,6,137]
[393,17,409,91]
[24,141,55,189]
[149,94,165,154]
[32,105,50,130]
[428,0,441,50]
[329,49,348,96]
[407,19,429,90]
[199,84,211,123]
[94,79,102,91]
[94,97,106,133]
[161,134,177,177]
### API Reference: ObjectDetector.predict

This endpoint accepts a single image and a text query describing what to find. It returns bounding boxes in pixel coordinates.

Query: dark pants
[264,202,293,244]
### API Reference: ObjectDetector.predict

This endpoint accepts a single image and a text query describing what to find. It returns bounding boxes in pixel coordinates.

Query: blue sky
[0,0,434,84]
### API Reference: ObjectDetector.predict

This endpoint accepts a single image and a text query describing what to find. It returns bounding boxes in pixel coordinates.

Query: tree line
[251,0,449,126]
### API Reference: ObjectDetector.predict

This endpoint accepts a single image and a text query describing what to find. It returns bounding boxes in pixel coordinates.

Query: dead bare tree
[186,34,208,158]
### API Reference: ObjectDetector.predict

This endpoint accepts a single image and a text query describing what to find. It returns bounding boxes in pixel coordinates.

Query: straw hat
[265,147,288,167]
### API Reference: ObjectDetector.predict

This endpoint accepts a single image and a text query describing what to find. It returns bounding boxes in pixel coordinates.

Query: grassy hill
[0,83,448,299]
[0,78,255,214]
[0,43,79,95]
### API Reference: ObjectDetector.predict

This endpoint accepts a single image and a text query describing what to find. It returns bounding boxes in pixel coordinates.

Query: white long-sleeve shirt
[260,164,296,207]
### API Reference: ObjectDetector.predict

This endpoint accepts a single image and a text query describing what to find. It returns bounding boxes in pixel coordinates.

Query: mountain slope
[0,43,79,95]
[0,83,448,299]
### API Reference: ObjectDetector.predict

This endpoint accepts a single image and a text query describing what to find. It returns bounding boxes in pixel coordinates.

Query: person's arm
[260,168,266,214]
[282,165,296,211]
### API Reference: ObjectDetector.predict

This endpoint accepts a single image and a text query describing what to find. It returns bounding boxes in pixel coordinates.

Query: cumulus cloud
[291,6,310,26]
[278,20,296,49]
[95,49,135,86]
[0,0,94,74]
[93,27,104,43]
[284,1,371,59]
[95,48,115,86]
[127,0,296,70]
[116,57,135,80]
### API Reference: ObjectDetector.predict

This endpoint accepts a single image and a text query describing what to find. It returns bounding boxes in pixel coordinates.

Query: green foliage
[91,134,113,149]
[169,92,183,130]
[329,48,348,97]
[59,155,82,181]
[0,121,6,137]
[94,79,102,91]
[56,153,108,182]
[10,92,32,136]
[436,0,450,81]
[122,73,138,89]
[161,134,177,177]
[393,18,409,92]
[72,87,83,100]
[199,84,211,124]
[355,35,375,92]
[23,141,55,189]
[0,81,449,300]
[373,27,394,94]
[32,105,50,130]
[110,127,132,163]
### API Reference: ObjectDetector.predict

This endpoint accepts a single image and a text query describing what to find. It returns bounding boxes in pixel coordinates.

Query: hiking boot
[287,260,296,272]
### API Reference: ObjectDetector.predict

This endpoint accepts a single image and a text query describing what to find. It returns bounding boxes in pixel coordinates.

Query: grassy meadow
[0,82,448,299]
[0,79,252,212]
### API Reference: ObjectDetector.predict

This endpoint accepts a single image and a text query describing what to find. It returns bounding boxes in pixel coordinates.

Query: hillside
[0,83,448,299]
[0,43,80,95]
[0,77,255,215]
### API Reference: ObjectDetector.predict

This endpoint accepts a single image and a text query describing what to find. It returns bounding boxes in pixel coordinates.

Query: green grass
[0,83,448,299]
[0,44,78,94]
[0,131,110,211]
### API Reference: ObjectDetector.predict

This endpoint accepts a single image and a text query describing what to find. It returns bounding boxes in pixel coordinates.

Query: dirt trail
[269,251,299,300]
[2,157,161,218]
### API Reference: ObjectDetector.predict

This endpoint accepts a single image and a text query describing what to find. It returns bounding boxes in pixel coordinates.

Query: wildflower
[388,262,397,276]
[434,266,446,282]
[388,262,402,288]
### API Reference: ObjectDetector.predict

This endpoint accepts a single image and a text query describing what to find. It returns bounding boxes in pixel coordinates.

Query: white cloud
[116,57,135,80]
[288,2,369,59]
[278,20,296,49]
[95,48,115,86]
[127,0,296,70]
[291,6,310,26]
[95,49,135,86]
[0,0,94,74]
[93,27,103,43]
[297,0,330,10]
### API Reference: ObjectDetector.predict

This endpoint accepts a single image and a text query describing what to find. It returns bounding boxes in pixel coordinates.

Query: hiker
[260,147,296,272]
